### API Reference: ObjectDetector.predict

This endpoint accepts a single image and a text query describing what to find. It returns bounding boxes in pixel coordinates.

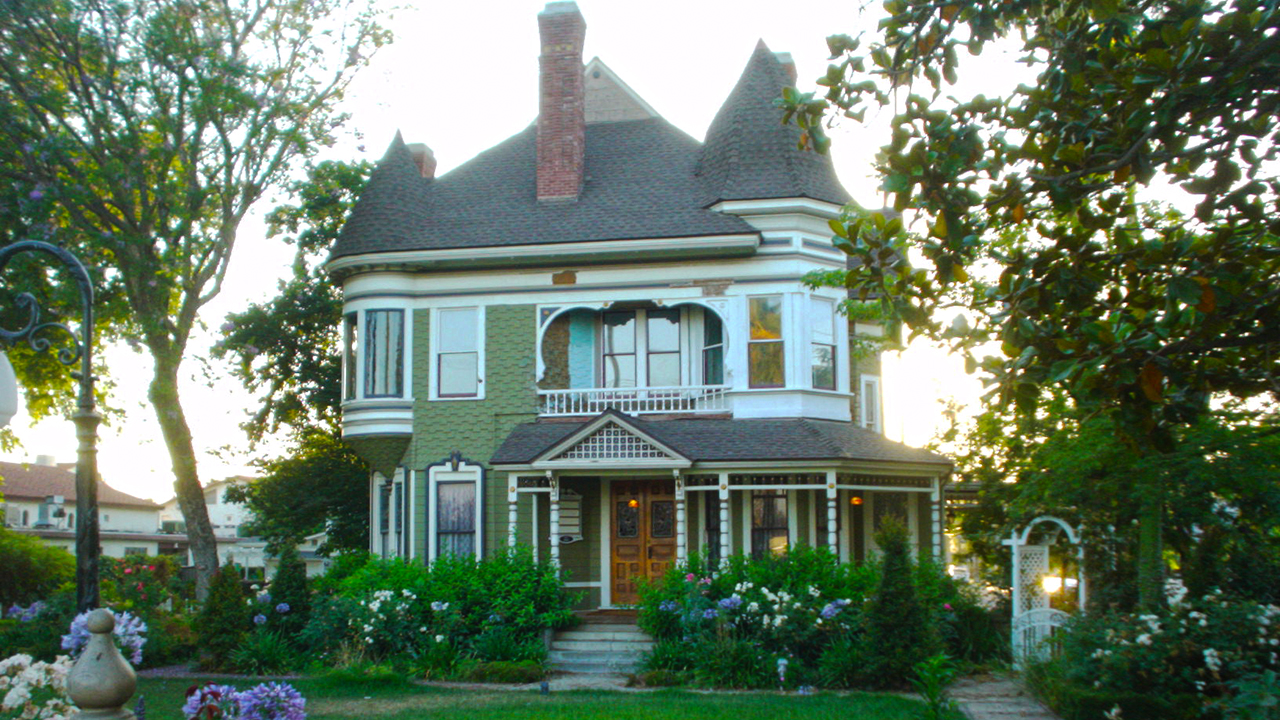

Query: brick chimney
[536,2,586,202]
[406,143,436,179]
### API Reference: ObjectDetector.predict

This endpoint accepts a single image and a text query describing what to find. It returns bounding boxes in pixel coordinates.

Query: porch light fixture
[627,499,639,508]
[850,496,863,506]
[1041,575,1064,594]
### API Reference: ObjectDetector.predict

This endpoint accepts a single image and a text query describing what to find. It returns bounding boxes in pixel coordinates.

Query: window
[860,375,882,433]
[437,307,480,397]
[365,309,404,397]
[22,509,29,526]
[124,547,147,557]
[343,312,358,399]
[602,311,637,388]
[703,495,721,563]
[702,311,724,385]
[748,296,784,387]
[751,490,789,559]
[378,483,391,557]
[646,309,681,386]
[430,461,482,559]
[811,297,836,390]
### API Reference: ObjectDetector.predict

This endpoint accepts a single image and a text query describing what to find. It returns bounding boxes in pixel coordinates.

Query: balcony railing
[538,384,730,417]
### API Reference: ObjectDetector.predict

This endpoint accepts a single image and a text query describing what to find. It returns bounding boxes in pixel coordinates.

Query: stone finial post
[67,609,137,720]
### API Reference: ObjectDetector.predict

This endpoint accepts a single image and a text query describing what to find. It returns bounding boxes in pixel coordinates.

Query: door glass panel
[616,501,639,538]
[651,500,674,538]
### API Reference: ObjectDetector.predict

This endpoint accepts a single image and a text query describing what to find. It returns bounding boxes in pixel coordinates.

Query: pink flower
[124,568,133,575]
[686,573,696,582]
[147,566,155,572]
[944,603,953,611]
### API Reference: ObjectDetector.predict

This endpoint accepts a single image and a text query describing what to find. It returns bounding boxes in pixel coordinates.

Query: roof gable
[531,411,691,469]
[584,58,658,124]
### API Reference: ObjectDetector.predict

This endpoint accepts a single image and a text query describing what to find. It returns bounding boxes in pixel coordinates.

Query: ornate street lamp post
[0,240,100,612]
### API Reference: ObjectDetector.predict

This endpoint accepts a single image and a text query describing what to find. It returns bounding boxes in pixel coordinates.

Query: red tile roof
[0,461,160,508]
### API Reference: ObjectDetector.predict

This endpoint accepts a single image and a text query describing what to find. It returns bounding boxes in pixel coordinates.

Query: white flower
[747,602,760,613]
[3,684,31,711]
[1136,634,1152,646]
[808,586,820,598]
[1103,705,1123,720]
[435,635,445,643]
[1204,648,1222,673]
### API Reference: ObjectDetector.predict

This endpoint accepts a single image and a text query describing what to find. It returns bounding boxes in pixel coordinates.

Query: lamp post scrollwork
[0,240,101,612]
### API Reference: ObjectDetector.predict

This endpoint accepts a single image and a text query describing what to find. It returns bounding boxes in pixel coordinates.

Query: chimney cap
[540,1,581,16]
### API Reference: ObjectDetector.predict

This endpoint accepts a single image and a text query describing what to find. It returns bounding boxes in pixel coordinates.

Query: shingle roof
[490,412,951,467]
[0,461,161,508]
[330,44,852,261]
[696,41,851,207]
[331,119,758,259]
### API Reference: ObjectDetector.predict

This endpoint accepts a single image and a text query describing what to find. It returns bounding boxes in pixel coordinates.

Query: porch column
[548,471,561,568]
[718,472,730,565]
[825,471,838,551]
[507,479,518,548]
[674,470,687,564]
[930,476,943,561]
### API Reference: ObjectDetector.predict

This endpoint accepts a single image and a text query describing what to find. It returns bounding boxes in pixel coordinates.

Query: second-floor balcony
[538,384,730,417]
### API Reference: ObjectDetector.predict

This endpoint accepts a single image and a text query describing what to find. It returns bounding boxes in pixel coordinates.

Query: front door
[610,479,676,605]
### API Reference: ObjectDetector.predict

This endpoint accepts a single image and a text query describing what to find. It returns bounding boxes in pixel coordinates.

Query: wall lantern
[850,495,864,506]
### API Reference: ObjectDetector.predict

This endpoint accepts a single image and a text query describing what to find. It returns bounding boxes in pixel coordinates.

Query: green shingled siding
[408,305,539,559]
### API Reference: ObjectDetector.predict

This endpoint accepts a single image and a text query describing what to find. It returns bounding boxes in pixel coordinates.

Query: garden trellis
[1004,516,1085,666]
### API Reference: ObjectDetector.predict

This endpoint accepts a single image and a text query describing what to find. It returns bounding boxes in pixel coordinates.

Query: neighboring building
[0,457,180,558]
[159,476,269,576]
[329,2,952,609]
[265,532,333,578]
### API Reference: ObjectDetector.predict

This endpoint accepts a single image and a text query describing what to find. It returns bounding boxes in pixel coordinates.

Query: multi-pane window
[602,311,637,388]
[646,309,681,386]
[751,489,789,559]
[365,310,404,397]
[437,307,479,397]
[811,297,836,390]
[378,482,391,557]
[748,296,784,387]
[343,313,358,400]
[437,482,476,557]
[702,312,724,385]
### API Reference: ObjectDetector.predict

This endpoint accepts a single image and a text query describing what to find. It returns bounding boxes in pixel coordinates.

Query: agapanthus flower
[62,610,146,665]
[182,683,240,720]
[702,609,719,620]
[275,603,290,614]
[238,682,306,720]
[718,596,743,611]
[254,614,267,626]
[658,600,679,613]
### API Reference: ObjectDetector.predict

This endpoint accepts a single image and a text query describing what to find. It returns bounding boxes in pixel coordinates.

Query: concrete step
[548,649,647,663]
[555,630,650,642]
[565,622,639,633]
[550,659,635,674]
[551,639,654,652]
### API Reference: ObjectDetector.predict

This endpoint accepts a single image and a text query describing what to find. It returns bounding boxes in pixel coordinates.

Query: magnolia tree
[0,0,390,597]
[783,0,1280,610]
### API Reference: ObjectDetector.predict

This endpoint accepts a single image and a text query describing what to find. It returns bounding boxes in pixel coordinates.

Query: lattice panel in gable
[555,422,672,461]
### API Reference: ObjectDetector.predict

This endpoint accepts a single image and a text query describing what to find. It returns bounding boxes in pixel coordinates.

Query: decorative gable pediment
[531,412,691,469]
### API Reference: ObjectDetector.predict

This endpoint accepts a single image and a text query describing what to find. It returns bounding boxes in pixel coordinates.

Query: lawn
[135,676,935,720]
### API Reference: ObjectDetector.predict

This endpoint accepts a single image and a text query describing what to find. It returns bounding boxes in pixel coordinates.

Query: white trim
[326,234,761,275]
[530,413,691,469]
[710,197,845,219]
[428,305,486,401]
[426,461,484,561]
[599,480,612,608]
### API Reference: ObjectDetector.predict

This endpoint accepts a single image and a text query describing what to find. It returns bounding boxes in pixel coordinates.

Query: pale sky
[4,0,1034,502]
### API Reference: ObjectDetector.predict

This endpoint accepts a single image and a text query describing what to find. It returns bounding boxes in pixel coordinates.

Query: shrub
[0,529,73,607]
[266,544,310,639]
[463,660,544,683]
[691,632,776,689]
[640,637,698,673]
[0,589,75,661]
[861,519,942,688]
[637,669,684,687]
[104,555,180,613]
[469,626,545,663]
[816,631,865,689]
[198,563,249,670]
[231,630,298,675]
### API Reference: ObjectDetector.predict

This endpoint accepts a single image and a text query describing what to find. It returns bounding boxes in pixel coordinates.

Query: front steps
[547,621,653,674]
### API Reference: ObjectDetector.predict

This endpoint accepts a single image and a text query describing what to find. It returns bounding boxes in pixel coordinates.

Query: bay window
[748,296,784,388]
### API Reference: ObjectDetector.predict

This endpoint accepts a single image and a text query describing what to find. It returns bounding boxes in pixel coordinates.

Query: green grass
[135,676,933,720]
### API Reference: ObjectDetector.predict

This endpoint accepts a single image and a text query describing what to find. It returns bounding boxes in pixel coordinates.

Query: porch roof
[490,411,952,468]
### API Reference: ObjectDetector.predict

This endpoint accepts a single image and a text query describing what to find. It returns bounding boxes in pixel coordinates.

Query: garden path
[951,673,1060,720]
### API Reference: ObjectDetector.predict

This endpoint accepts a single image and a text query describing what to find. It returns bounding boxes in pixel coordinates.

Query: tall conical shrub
[198,562,249,670]
[268,542,310,639]
[863,517,941,688]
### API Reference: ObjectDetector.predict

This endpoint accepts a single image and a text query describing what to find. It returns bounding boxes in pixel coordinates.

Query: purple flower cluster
[718,596,743,611]
[5,601,46,622]
[819,599,851,620]
[275,603,290,614]
[702,608,719,620]
[254,614,268,626]
[182,684,241,720]
[238,682,306,720]
[658,600,679,613]
[62,609,147,665]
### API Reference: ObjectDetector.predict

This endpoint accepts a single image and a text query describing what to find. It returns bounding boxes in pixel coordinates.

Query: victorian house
[329,2,951,609]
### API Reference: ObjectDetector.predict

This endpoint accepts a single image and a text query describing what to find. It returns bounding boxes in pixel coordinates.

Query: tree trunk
[1136,491,1165,612]
[149,356,219,600]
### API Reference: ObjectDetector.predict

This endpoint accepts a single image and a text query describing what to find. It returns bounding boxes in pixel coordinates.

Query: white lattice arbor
[1003,516,1085,666]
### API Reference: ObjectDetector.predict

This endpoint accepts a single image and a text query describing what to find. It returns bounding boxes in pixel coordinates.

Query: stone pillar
[68,609,135,720]
[674,471,686,564]
[548,472,561,569]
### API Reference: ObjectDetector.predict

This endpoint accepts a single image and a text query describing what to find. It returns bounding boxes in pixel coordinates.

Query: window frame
[860,374,882,433]
[750,489,790,559]
[747,296,786,389]
[600,310,638,389]
[364,309,406,398]
[426,460,484,561]
[430,306,485,401]
[645,308,682,388]
[343,312,358,400]
[701,309,725,386]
